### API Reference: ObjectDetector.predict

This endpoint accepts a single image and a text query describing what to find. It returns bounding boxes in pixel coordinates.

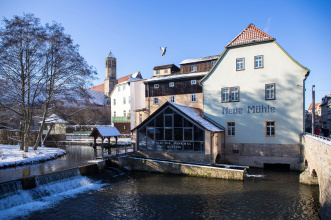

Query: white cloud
[264,17,272,33]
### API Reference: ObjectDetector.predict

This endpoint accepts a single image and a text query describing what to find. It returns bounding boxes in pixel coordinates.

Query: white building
[129,79,146,129]
[201,24,310,170]
[110,72,143,134]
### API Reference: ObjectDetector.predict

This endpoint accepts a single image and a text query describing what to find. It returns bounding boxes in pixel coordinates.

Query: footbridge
[300,134,331,219]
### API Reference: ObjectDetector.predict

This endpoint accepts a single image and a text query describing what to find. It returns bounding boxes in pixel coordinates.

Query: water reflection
[28,170,320,219]
[0,145,95,183]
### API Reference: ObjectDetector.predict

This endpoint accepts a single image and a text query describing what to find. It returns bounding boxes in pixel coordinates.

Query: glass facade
[137,107,204,152]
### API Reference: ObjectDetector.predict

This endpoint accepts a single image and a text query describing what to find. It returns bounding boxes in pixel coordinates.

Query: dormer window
[191,80,196,85]
[154,84,159,89]
[164,69,168,73]
[156,70,160,74]
[211,61,216,67]
[169,82,174,87]
[191,65,197,72]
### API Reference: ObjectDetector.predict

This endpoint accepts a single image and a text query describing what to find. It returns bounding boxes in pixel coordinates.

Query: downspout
[210,132,215,164]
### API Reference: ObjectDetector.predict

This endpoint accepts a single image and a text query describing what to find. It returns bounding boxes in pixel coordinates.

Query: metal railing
[112,116,131,123]
[304,132,331,142]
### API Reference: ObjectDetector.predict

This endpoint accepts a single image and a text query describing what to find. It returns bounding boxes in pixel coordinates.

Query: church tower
[104,49,118,96]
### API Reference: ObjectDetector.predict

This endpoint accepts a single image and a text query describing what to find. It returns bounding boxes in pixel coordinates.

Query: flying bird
[160,47,167,56]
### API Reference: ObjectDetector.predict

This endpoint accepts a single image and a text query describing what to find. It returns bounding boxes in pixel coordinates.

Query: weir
[0,167,108,219]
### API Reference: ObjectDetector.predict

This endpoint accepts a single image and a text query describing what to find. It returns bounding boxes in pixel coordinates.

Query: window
[123,125,126,132]
[123,85,126,91]
[191,94,197,103]
[139,113,142,123]
[118,86,121,91]
[128,96,130,103]
[227,122,236,136]
[211,61,216,67]
[137,107,205,152]
[169,95,175,103]
[113,99,116,105]
[191,80,196,85]
[156,70,160,74]
[191,65,197,72]
[123,110,126,117]
[164,69,168,73]
[265,84,275,100]
[154,84,159,89]
[153,97,159,105]
[114,111,116,117]
[236,58,245,71]
[255,55,263,68]
[128,110,130,117]
[123,97,126,104]
[266,121,276,137]
[169,82,174,87]
[222,87,239,102]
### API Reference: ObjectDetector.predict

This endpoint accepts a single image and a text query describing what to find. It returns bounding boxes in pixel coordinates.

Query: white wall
[203,42,308,145]
[130,80,146,128]
[110,82,131,125]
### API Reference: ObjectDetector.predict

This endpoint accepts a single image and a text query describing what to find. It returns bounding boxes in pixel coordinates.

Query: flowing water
[0,169,319,220]
[0,145,321,219]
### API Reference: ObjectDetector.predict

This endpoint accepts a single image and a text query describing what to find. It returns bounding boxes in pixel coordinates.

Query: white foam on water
[0,176,107,220]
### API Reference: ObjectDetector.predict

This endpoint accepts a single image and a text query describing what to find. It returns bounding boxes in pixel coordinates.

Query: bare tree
[0,14,96,151]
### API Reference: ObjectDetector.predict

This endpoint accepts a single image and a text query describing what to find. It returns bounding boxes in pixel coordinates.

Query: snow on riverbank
[0,145,66,168]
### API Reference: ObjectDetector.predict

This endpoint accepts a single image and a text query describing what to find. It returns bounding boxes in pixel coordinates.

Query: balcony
[112,116,131,123]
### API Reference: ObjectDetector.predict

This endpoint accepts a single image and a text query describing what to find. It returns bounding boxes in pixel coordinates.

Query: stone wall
[301,134,331,219]
[118,157,245,180]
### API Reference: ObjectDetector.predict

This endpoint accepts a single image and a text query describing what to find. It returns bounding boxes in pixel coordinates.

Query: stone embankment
[118,156,246,181]
[300,134,331,219]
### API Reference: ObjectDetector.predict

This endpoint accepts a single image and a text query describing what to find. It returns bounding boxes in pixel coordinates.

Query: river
[0,145,320,219]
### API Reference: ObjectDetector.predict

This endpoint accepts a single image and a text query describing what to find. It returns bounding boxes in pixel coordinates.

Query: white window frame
[266,121,276,137]
[222,87,239,102]
[118,86,121,91]
[227,122,236,137]
[154,84,159,89]
[169,95,175,103]
[191,65,197,72]
[123,110,126,117]
[236,58,245,71]
[128,96,130,104]
[255,55,263,69]
[123,97,126,104]
[153,97,159,105]
[190,94,197,103]
[169,82,174,87]
[265,83,275,100]
[123,85,126,91]
[191,80,196,85]
[114,111,116,117]
[113,99,116,105]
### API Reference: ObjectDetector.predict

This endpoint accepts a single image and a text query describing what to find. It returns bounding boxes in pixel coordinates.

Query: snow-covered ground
[0,145,66,168]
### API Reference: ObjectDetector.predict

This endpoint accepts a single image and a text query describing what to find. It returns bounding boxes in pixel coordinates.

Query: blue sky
[1,0,330,109]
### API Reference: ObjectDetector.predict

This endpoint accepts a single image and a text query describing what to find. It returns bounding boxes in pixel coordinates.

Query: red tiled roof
[118,75,131,84]
[89,83,104,92]
[308,103,320,110]
[226,24,275,48]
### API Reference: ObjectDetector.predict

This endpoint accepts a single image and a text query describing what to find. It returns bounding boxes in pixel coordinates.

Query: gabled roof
[226,24,275,48]
[153,64,179,71]
[89,83,104,92]
[90,126,121,138]
[118,71,142,83]
[41,114,67,124]
[132,101,224,132]
[308,103,321,111]
[180,55,220,65]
